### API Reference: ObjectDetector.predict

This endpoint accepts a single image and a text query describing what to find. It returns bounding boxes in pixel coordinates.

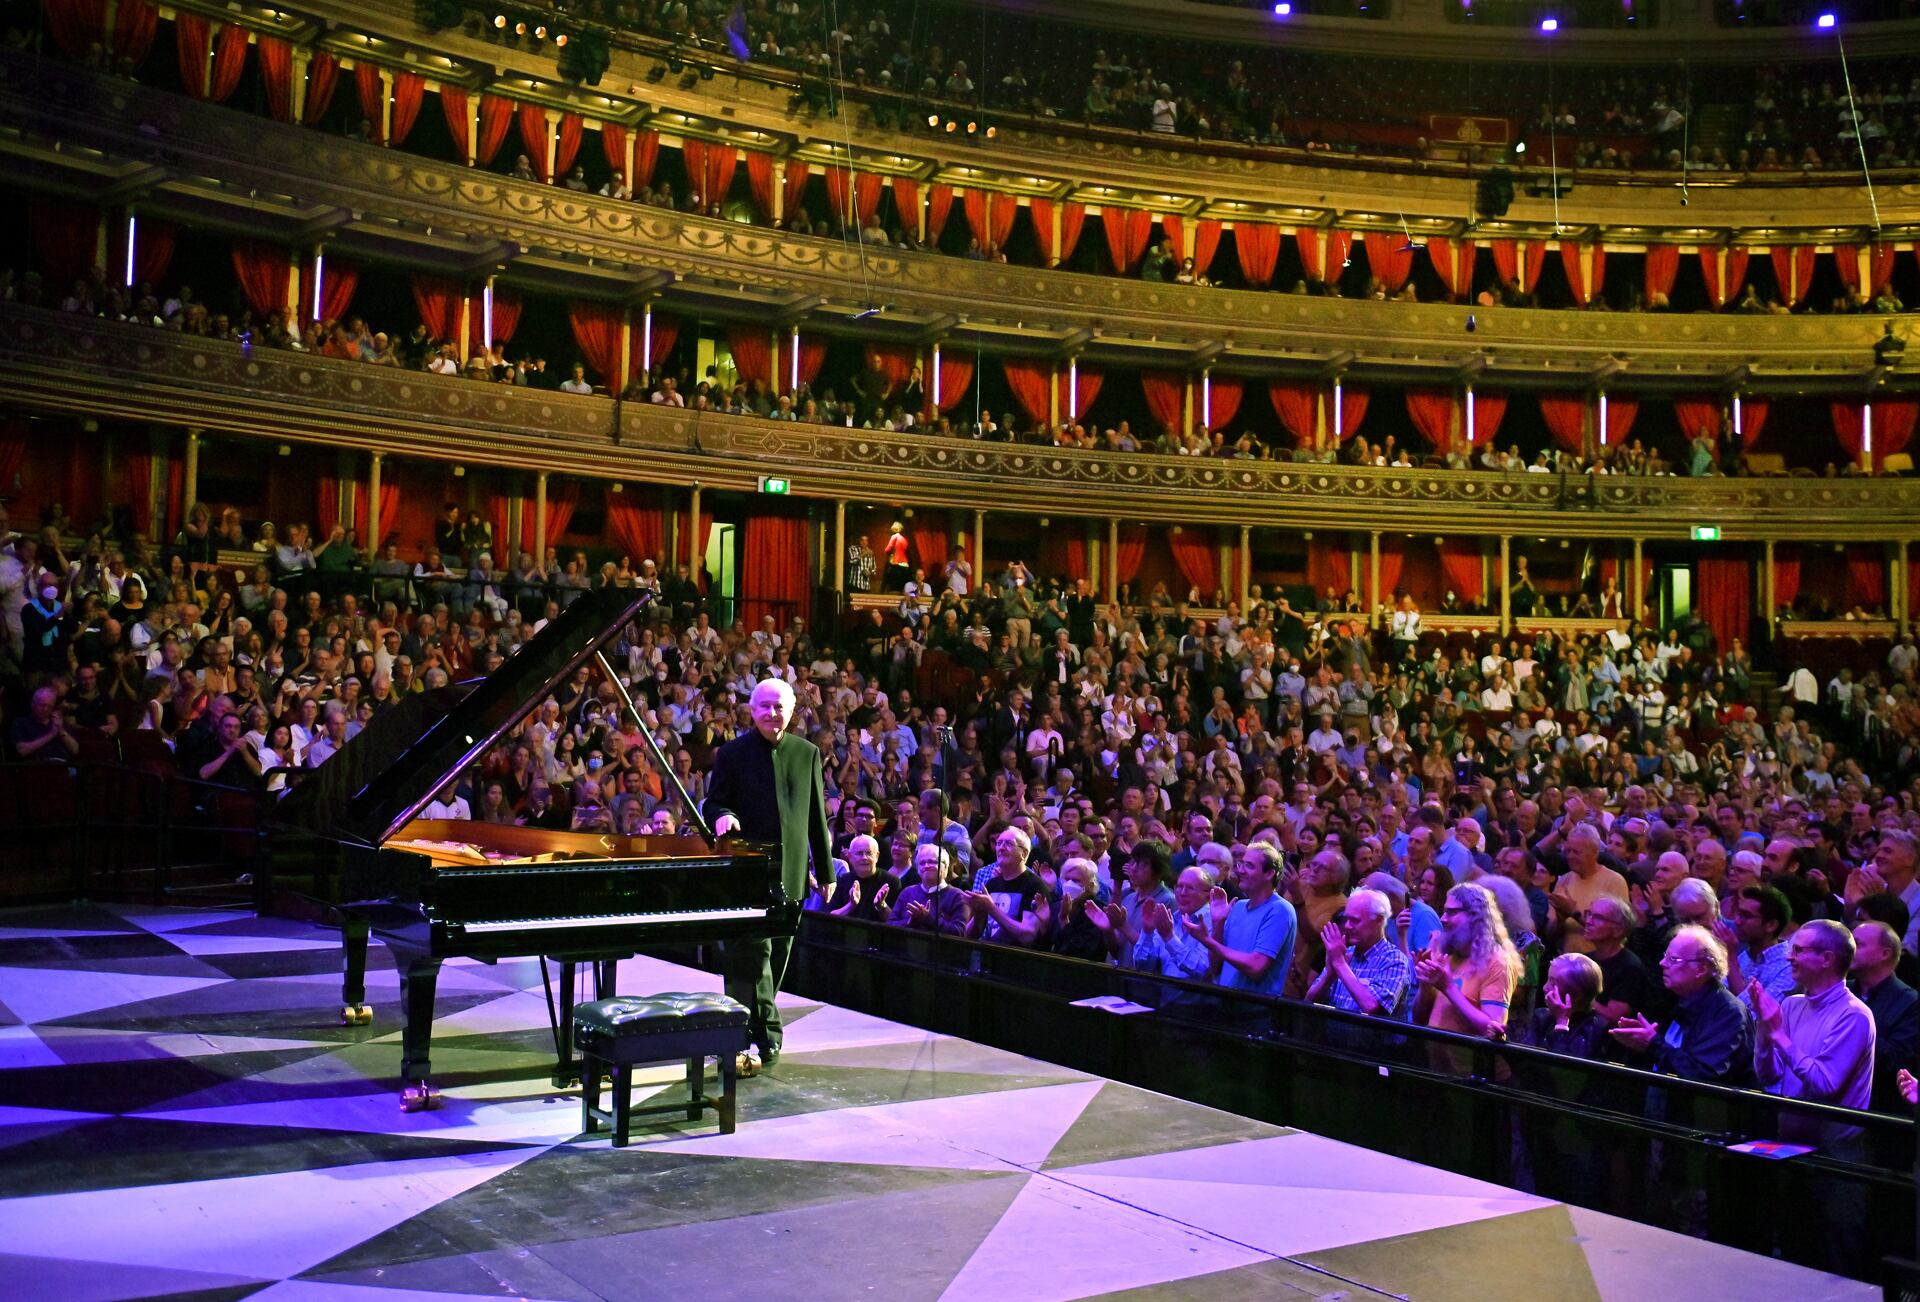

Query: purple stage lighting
[1540,16,1559,31]
[1817,11,1836,26]
[1273,2,1291,14]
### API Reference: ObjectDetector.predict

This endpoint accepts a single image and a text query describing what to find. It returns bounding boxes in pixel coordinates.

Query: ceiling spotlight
[1273,1,1291,12]
[534,24,546,38]
[1540,16,1558,30]
[514,20,527,35]
[1514,140,1527,154]
[555,32,567,45]
[945,120,956,132]
[966,120,977,134]
[927,112,939,127]
[1817,11,1836,26]
[493,13,505,26]
[985,126,997,139]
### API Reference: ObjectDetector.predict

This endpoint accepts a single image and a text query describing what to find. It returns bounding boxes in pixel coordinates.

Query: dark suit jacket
[703,730,834,904]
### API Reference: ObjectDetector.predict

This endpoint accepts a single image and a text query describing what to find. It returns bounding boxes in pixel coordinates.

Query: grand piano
[264,587,796,1109]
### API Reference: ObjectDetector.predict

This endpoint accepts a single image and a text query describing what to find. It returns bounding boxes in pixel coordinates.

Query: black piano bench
[574,993,750,1146]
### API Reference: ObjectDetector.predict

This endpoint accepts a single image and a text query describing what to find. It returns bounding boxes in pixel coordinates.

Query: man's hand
[1086,902,1113,932]
[712,813,740,839]
[1179,912,1209,942]
[1319,920,1348,969]
[966,890,993,915]
[1899,1068,1918,1107]
[1845,863,1888,909]
[1144,900,1173,940]
[1608,1012,1659,1052]
[906,900,931,925]
[1208,885,1231,934]
[1749,978,1784,1039]
[1545,980,1573,1030]
[1548,890,1581,923]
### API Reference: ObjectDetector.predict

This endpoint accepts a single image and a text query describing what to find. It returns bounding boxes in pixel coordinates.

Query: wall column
[1368,530,1381,628]
[144,427,166,540]
[973,509,986,584]
[1764,539,1777,633]
[377,68,393,145]
[1500,534,1513,636]
[367,452,383,544]
[1631,537,1645,621]
[1050,364,1061,429]
[533,472,550,562]
[1050,203,1064,266]
[617,308,633,394]
[1347,537,1360,605]
[688,484,703,571]
[1898,539,1910,634]
[1107,517,1119,603]
[833,499,847,592]
[543,109,560,184]
[1182,375,1194,441]
[182,429,201,515]
[1238,524,1251,611]
[290,48,310,124]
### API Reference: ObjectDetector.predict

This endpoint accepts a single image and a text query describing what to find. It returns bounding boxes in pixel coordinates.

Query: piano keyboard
[463,907,769,934]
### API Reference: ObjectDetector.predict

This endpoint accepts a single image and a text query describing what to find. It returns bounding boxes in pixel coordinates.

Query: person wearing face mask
[20,578,68,681]
[1048,858,1109,962]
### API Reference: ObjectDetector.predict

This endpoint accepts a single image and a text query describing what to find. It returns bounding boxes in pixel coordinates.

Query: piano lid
[271,586,655,848]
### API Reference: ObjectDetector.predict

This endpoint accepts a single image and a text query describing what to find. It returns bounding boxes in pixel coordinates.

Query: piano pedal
[340,1004,374,1026]
[399,1082,442,1112]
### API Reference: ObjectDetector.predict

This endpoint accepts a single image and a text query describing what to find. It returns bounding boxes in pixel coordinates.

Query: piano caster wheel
[341,1004,374,1026]
[400,1082,442,1112]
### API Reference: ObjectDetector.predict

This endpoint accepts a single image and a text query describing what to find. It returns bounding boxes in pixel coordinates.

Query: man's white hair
[1345,887,1392,925]
[998,825,1032,858]
[846,834,879,862]
[751,677,796,711]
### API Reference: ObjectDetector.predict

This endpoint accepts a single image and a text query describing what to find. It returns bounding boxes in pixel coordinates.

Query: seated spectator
[824,833,896,921]
[891,842,971,935]
[1521,953,1610,1060]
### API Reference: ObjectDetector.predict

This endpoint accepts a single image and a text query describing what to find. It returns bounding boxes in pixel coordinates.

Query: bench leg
[718,1053,738,1135]
[686,1055,706,1122]
[581,1060,601,1135]
[611,1064,632,1148]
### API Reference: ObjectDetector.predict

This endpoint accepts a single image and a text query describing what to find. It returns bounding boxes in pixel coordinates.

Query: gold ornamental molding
[3,303,1918,543]
[0,53,1904,388]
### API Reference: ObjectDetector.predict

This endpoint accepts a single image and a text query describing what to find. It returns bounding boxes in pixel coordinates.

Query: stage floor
[0,902,1875,1302]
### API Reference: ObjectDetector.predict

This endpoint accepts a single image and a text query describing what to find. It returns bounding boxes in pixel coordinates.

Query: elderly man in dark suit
[703,677,833,1075]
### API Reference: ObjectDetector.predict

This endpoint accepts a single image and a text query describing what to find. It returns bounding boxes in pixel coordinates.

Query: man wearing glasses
[1609,925,1754,1085]
[1306,887,1413,1020]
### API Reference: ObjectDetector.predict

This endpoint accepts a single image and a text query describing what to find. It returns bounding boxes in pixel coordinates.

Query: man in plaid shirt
[1307,887,1414,1021]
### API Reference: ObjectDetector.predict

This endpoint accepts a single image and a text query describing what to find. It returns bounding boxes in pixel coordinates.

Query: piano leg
[397,957,444,1112]
[550,957,623,1088]
[339,917,373,1026]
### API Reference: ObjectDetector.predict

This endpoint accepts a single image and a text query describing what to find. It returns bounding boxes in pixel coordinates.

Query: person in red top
[882,521,911,591]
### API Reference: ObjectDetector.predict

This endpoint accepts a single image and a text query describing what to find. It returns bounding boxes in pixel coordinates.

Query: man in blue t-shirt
[1186,841,1296,996]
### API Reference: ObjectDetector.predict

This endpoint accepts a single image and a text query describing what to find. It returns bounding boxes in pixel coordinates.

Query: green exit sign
[758,476,791,495]
[1691,525,1721,541]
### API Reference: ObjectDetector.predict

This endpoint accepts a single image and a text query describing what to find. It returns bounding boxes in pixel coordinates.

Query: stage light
[1515,140,1527,154]
[927,113,939,126]
[534,24,546,39]
[1817,12,1836,27]
[985,125,997,138]
[966,120,977,133]
[945,120,956,132]
[555,32,567,45]
[514,21,527,35]
[1273,2,1291,14]
[493,13,505,26]
[1540,16,1558,31]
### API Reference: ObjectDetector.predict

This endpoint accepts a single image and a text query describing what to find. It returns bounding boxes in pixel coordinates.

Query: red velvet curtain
[355,63,387,144]
[0,417,27,494]
[1835,243,1898,298]
[230,241,289,317]
[303,51,339,125]
[112,0,157,65]
[1490,239,1546,294]
[1058,366,1103,421]
[554,113,583,179]
[484,290,522,344]
[173,12,209,98]
[1296,228,1352,284]
[605,488,666,567]
[927,184,955,242]
[1772,245,1816,308]
[258,35,293,122]
[1740,397,1771,449]
[1337,387,1369,442]
[1115,525,1147,585]
[1142,371,1185,436]
[298,258,358,325]
[41,0,107,58]
[1405,389,1457,452]
[1832,401,1865,465]
[1308,537,1349,595]
[1847,547,1887,610]
[1602,396,1638,448]
[794,334,827,392]
[1699,247,1750,309]
[116,217,176,286]
[1206,375,1243,432]
[828,169,885,227]
[1270,382,1319,447]
[1039,529,1088,583]
[568,302,623,381]
[1835,399,1920,470]
[411,274,463,341]
[517,102,550,179]
[440,87,469,161]
[31,197,100,287]
[1697,555,1751,650]
[390,71,425,147]
[1561,241,1606,306]
[909,517,949,575]
[477,93,513,165]
[683,140,738,209]
[728,326,773,387]
[1363,232,1414,292]
[1030,200,1088,265]
[1003,360,1054,426]
[484,489,516,568]
[1236,224,1283,288]
[961,191,1016,249]
[631,311,681,376]
[886,175,916,233]
[632,129,661,189]
[1472,392,1507,447]
[1193,220,1223,282]
[1375,540,1405,604]
[1644,243,1680,303]
[935,352,974,413]
[1674,397,1720,444]
[744,151,777,220]
[1169,528,1218,598]
[1774,549,1801,612]
[208,24,248,104]
[741,514,810,630]
[1103,208,1154,275]
[1427,237,1475,301]
[1539,394,1588,453]
[1438,541,1484,603]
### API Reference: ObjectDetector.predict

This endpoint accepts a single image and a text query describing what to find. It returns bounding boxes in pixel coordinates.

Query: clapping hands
[1319,920,1348,968]
[1608,1012,1659,1052]
[1208,885,1231,934]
